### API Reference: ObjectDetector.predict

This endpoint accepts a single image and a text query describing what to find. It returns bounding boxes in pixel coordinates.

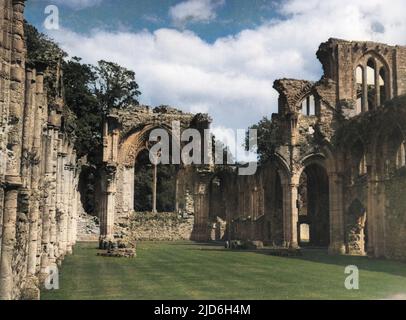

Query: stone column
[49,129,59,262]
[65,146,74,254]
[100,164,117,241]
[192,178,210,241]
[375,61,381,107]
[362,62,368,112]
[40,130,51,275]
[283,182,299,248]
[27,70,42,276]
[328,172,346,254]
[175,174,179,213]
[367,177,386,258]
[152,163,157,213]
[0,188,19,300]
[57,138,68,258]
[0,0,26,300]
[21,68,35,188]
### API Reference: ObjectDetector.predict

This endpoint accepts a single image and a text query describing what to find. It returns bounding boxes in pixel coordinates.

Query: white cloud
[46,0,406,157]
[169,0,225,27]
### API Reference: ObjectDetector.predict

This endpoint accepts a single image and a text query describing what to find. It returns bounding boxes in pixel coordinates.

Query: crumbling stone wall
[117,211,194,241]
[201,39,406,261]
[0,1,80,300]
[99,105,211,242]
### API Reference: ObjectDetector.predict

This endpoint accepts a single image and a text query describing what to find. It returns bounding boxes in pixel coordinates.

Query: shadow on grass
[192,245,406,278]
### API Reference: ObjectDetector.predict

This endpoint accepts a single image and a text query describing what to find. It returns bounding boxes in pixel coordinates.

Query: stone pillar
[367,177,386,258]
[192,177,210,241]
[362,63,368,112]
[175,175,179,213]
[283,181,299,248]
[328,172,346,254]
[65,146,74,254]
[0,188,19,300]
[57,138,68,258]
[152,163,157,213]
[100,164,117,241]
[375,61,381,107]
[27,69,42,276]
[0,0,26,300]
[40,130,51,274]
[49,129,59,262]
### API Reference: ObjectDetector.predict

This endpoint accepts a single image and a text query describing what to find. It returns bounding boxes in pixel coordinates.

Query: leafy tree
[92,60,141,113]
[246,117,278,164]
[24,21,66,65]
[63,57,101,160]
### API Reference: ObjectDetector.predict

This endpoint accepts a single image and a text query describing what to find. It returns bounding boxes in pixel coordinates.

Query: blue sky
[25,0,406,159]
[26,0,281,42]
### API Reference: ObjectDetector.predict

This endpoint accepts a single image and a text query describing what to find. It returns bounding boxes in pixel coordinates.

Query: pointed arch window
[301,95,316,116]
[396,142,406,169]
[355,55,390,114]
[355,66,363,115]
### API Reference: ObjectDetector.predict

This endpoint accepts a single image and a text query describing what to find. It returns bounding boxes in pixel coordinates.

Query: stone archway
[297,163,330,247]
[99,106,211,241]
[263,166,284,246]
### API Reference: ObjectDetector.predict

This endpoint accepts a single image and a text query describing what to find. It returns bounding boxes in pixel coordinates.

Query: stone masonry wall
[116,211,194,241]
[0,1,80,300]
[384,172,406,260]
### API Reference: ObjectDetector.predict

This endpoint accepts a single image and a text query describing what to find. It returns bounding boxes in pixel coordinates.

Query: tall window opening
[367,59,376,111]
[355,66,363,114]
[301,95,316,116]
[379,68,387,106]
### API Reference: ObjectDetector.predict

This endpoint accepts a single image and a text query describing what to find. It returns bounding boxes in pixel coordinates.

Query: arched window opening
[265,170,284,245]
[297,164,329,247]
[366,59,376,111]
[379,67,387,106]
[209,176,226,219]
[396,141,406,169]
[356,55,391,115]
[301,95,316,116]
[355,66,363,115]
[133,148,177,213]
[299,223,310,243]
[351,140,367,181]
[386,127,405,173]
[359,154,367,176]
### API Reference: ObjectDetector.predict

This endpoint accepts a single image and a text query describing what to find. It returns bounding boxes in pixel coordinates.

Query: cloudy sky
[25,0,406,158]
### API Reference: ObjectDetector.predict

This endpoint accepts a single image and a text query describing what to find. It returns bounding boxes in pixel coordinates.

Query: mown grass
[41,241,406,300]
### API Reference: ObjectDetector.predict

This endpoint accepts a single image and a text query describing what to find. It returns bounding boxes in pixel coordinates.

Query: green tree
[92,60,141,114]
[24,21,66,65]
[246,117,278,164]
[63,57,101,160]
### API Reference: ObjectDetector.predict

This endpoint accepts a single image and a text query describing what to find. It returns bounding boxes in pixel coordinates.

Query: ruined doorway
[208,176,226,240]
[133,149,177,212]
[265,169,284,245]
[297,163,330,247]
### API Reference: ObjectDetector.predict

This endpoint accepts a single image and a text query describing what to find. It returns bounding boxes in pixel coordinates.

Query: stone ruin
[0,1,79,299]
[1,0,406,301]
[98,38,406,263]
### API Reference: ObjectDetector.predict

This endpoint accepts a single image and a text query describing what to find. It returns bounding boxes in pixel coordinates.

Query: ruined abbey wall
[99,105,210,242]
[196,39,406,261]
[97,38,406,263]
[0,0,79,300]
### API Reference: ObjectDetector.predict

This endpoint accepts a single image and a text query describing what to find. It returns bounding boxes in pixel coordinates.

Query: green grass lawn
[41,241,406,300]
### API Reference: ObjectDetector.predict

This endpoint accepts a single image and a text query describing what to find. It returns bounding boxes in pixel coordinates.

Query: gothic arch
[355,51,392,111]
[297,157,330,247]
[119,123,177,167]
